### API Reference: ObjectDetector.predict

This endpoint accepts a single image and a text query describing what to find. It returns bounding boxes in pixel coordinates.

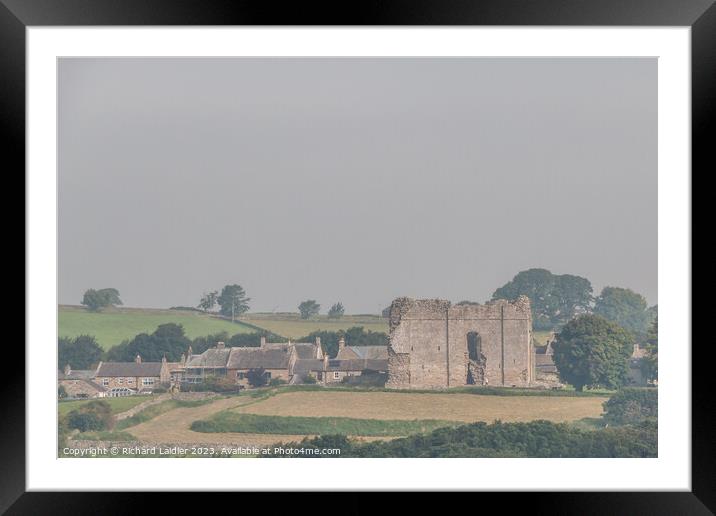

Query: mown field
[239,313,388,339]
[59,305,254,350]
[228,390,607,424]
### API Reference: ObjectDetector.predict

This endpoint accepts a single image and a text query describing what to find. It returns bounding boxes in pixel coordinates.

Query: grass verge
[191,412,455,436]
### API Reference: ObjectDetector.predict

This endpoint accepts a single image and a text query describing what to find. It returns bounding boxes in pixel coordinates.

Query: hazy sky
[58,57,657,313]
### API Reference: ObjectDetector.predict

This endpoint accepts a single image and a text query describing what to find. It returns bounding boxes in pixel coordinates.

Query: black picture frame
[3,0,712,512]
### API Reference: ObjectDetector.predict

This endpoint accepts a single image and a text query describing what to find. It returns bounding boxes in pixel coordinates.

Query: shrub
[246,368,268,388]
[58,385,68,399]
[302,374,318,384]
[66,399,114,432]
[183,376,243,393]
[67,412,104,432]
[603,388,658,425]
[269,378,286,387]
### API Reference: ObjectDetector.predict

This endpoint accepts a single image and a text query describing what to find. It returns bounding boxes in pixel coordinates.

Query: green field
[191,412,454,436]
[239,313,388,339]
[59,305,254,350]
[58,395,152,417]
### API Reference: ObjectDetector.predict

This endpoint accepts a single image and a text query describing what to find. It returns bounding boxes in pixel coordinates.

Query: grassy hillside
[239,313,388,339]
[58,395,152,417]
[59,305,254,350]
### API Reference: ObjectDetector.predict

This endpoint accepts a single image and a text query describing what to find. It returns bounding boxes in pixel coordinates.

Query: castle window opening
[467,332,481,360]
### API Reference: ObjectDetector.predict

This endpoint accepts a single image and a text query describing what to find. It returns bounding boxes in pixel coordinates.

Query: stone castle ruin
[386,296,534,389]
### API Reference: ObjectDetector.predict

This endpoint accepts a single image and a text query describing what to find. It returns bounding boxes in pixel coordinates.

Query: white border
[27,27,690,491]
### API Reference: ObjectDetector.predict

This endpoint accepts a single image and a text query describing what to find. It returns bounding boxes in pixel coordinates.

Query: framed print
[4,0,713,511]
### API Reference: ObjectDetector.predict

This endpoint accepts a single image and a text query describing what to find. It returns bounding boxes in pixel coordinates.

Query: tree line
[58,324,389,370]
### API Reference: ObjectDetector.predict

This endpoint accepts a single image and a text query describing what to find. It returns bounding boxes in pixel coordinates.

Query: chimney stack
[135,354,142,364]
[162,354,167,364]
[63,364,71,376]
[217,341,225,349]
[180,353,186,366]
[260,336,267,347]
[187,346,193,357]
[338,336,346,351]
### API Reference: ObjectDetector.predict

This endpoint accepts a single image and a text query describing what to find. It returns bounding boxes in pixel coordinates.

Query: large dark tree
[217,284,251,319]
[552,314,634,391]
[58,335,103,370]
[104,323,190,362]
[298,300,321,320]
[593,287,654,336]
[492,269,593,330]
[81,288,122,312]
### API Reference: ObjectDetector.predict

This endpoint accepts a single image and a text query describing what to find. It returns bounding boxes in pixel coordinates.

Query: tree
[191,331,231,354]
[594,287,653,336]
[58,335,103,370]
[58,385,68,399]
[327,302,345,319]
[217,284,251,319]
[641,316,658,383]
[551,314,634,391]
[298,300,321,320]
[81,288,123,312]
[198,290,218,312]
[603,388,658,425]
[104,323,190,362]
[296,327,388,357]
[492,269,593,330]
[246,368,268,388]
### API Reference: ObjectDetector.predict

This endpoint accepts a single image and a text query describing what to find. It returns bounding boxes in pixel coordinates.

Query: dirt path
[127,395,308,446]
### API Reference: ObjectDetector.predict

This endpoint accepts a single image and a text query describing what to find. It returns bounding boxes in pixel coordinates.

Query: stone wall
[386,296,534,389]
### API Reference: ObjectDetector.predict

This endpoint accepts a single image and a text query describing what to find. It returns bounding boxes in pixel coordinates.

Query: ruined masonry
[386,296,534,389]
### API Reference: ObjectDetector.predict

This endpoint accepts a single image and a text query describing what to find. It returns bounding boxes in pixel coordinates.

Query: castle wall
[386,296,533,389]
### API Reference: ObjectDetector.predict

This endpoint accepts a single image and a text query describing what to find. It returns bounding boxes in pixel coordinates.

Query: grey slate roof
[535,354,557,373]
[337,346,388,360]
[185,348,231,368]
[58,369,95,380]
[58,377,107,392]
[294,343,320,359]
[292,359,325,375]
[95,362,164,377]
[227,347,291,370]
[349,346,388,360]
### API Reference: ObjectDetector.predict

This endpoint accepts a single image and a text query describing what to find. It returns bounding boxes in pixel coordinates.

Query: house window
[237,372,245,380]
[142,378,155,386]
[127,378,134,384]
[102,378,109,386]
[265,372,272,380]
[118,378,123,385]
[333,372,340,380]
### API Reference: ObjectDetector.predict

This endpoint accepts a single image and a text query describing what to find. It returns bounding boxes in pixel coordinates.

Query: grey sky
[58,57,657,313]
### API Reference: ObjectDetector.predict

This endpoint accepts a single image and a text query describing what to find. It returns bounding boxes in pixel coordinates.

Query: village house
[175,336,387,387]
[93,354,171,396]
[58,364,107,398]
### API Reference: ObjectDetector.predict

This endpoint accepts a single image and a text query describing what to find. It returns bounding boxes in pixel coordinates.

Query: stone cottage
[58,364,107,398]
[94,355,171,396]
